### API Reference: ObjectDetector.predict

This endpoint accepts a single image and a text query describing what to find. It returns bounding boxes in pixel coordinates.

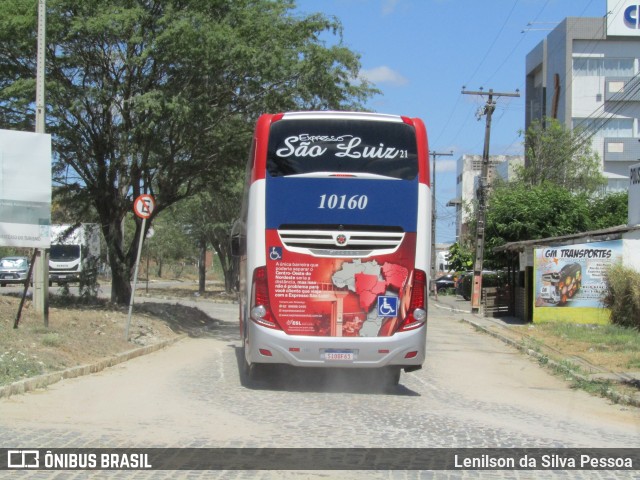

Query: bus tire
[383,367,401,387]
[246,362,270,383]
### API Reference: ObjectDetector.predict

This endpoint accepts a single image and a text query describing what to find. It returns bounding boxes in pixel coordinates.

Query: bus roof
[278,111,408,123]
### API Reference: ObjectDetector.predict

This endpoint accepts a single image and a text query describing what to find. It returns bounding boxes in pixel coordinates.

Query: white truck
[49,224,101,285]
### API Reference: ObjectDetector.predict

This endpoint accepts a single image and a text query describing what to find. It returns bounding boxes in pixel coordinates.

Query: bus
[231,111,431,387]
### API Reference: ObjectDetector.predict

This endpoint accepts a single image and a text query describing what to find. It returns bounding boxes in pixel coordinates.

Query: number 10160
[318,194,368,210]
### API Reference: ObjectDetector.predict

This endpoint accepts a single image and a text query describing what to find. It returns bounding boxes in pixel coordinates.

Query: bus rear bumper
[245,321,426,369]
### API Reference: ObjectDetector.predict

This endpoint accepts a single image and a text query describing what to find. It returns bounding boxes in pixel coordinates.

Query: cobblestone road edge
[0,335,186,399]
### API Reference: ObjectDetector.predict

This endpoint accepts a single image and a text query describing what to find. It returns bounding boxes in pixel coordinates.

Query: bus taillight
[250,266,281,330]
[398,269,427,332]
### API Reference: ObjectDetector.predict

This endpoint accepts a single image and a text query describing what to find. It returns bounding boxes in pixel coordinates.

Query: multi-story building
[525,0,640,192]
[451,154,524,243]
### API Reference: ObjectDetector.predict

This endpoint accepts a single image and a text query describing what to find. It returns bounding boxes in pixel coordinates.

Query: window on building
[605,177,628,193]
[573,57,601,76]
[572,117,633,139]
[573,57,634,77]
[603,58,634,76]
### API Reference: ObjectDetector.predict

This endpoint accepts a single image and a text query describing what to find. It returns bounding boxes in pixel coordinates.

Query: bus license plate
[322,349,356,361]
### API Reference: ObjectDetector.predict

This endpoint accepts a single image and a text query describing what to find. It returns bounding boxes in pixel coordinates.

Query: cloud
[382,0,400,15]
[359,66,408,86]
[435,159,457,173]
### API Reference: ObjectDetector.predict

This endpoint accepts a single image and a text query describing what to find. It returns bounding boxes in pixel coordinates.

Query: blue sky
[294,0,605,243]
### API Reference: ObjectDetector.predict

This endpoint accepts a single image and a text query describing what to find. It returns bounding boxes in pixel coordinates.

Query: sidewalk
[429,293,640,408]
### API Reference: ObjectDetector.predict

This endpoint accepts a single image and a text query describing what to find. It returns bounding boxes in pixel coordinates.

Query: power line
[463,0,521,89]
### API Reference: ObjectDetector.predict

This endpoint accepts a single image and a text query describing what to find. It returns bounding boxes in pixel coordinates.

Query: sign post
[125,194,155,340]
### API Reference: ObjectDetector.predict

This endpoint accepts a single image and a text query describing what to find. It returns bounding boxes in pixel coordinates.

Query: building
[525,0,640,193]
[451,154,524,242]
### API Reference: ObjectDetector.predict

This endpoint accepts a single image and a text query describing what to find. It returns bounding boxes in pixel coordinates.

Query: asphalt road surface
[1,297,638,479]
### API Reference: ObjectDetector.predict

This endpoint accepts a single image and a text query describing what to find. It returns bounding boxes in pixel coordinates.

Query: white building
[525,0,640,193]
[451,154,524,242]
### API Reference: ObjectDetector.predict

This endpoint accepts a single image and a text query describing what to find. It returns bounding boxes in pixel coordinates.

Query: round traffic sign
[134,194,155,219]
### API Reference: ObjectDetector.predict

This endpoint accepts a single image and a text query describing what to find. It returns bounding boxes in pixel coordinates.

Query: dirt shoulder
[0,287,227,389]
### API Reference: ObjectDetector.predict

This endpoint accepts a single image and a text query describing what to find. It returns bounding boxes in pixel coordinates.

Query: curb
[0,335,186,399]
[459,316,640,408]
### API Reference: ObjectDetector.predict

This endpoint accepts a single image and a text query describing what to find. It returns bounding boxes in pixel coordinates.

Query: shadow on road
[134,301,239,339]
[232,345,420,397]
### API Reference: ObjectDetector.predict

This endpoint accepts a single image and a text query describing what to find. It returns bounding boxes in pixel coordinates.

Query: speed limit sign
[134,194,155,219]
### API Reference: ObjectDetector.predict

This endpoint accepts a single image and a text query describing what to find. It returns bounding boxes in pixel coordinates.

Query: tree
[588,191,629,230]
[140,212,196,279]
[518,117,606,195]
[473,117,614,265]
[446,242,473,273]
[0,0,378,304]
[485,182,592,264]
[173,166,245,293]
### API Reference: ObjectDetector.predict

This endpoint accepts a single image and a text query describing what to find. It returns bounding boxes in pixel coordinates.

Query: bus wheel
[383,367,401,387]
[246,362,271,383]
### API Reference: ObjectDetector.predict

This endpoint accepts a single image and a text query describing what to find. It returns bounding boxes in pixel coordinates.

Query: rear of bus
[236,111,430,386]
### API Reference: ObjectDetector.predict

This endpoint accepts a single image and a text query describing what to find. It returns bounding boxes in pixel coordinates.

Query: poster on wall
[534,240,623,324]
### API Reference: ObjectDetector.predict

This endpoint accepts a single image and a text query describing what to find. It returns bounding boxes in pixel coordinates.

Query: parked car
[456,270,505,301]
[0,256,30,286]
[433,274,456,292]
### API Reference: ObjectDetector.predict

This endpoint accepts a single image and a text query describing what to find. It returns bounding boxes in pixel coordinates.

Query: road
[1,296,638,479]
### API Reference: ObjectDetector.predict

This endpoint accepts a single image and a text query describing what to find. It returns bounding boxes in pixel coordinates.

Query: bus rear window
[266,119,418,180]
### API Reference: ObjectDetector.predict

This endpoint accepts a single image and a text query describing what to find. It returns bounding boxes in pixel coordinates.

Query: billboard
[534,240,623,324]
[0,129,52,248]
[607,0,640,36]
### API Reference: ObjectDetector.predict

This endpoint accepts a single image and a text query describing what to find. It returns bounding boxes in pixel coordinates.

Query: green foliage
[0,0,378,304]
[602,263,640,330]
[173,166,245,291]
[518,118,606,195]
[474,118,616,267]
[588,191,629,230]
[0,349,45,385]
[485,182,591,258]
[141,212,197,278]
[446,242,473,272]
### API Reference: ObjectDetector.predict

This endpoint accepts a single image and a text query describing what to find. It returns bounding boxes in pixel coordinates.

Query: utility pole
[462,88,519,314]
[430,150,453,295]
[33,0,49,326]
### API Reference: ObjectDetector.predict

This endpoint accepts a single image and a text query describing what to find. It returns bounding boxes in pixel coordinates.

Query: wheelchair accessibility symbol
[269,246,282,261]
[377,296,398,317]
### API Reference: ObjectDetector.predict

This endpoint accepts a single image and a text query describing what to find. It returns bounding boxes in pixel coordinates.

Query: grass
[510,322,640,405]
[515,322,640,373]
[0,349,47,385]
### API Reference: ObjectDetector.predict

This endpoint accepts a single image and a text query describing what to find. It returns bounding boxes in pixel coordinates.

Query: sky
[294,0,606,244]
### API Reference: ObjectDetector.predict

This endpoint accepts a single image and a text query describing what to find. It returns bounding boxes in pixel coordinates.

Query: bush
[602,263,640,330]
[456,270,507,301]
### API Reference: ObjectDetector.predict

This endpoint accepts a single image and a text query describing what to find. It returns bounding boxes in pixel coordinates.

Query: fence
[482,287,512,317]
